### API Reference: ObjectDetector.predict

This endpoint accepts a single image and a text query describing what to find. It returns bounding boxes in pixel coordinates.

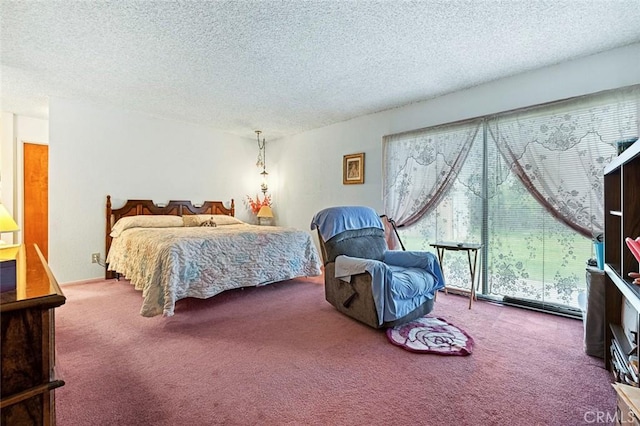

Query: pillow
[182,215,205,227]
[182,214,244,227]
[211,215,244,226]
[110,215,184,237]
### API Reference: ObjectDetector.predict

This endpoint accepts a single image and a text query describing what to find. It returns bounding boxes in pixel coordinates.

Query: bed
[105,196,322,317]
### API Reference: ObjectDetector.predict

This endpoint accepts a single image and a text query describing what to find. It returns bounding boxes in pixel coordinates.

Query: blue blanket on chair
[335,251,445,325]
[310,206,383,241]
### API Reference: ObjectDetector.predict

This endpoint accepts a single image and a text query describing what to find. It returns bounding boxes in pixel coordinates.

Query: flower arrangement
[245,194,272,215]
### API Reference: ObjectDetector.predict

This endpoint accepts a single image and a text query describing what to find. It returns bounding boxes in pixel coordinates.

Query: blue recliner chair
[311,206,445,328]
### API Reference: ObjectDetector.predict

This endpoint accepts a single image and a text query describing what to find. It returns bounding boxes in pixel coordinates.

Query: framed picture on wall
[343,152,365,185]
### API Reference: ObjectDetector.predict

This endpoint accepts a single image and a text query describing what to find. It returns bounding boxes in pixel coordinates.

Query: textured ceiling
[2,1,640,139]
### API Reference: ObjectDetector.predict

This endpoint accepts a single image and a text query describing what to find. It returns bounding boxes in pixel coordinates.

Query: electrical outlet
[91,253,100,264]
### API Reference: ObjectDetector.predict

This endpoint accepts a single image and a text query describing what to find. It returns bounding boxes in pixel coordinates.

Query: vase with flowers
[245,194,272,216]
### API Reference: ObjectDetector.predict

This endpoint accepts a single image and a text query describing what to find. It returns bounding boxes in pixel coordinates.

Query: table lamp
[0,203,19,292]
[257,205,274,226]
[0,203,19,246]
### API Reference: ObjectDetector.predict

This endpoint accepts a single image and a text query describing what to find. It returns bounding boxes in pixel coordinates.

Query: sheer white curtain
[382,85,640,308]
[488,87,640,238]
[382,120,482,248]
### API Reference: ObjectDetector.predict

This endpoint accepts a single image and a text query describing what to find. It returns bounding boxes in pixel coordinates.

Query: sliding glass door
[485,140,592,309]
[385,86,639,313]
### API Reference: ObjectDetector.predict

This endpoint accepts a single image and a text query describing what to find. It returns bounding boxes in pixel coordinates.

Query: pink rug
[386,316,474,355]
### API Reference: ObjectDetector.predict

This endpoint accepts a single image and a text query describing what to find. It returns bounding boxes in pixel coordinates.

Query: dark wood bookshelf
[604,139,640,387]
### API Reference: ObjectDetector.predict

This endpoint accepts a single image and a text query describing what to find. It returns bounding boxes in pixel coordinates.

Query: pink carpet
[55,275,615,425]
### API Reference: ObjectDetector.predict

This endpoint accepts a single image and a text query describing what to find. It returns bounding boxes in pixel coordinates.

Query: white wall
[48,43,640,283]
[275,43,640,236]
[0,113,15,207]
[49,98,254,283]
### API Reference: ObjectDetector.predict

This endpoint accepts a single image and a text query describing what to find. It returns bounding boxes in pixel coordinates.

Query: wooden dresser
[0,244,65,425]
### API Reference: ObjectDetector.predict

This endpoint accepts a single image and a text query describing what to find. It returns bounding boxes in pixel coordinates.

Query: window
[383,86,640,312]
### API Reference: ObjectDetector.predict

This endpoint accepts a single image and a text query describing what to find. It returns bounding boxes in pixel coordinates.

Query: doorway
[23,142,48,288]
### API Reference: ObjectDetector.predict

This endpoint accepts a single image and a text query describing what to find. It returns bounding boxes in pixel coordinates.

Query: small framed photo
[343,153,365,185]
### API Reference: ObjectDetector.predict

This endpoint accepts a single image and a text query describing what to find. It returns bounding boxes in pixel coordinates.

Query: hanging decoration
[246,130,272,215]
[255,130,268,194]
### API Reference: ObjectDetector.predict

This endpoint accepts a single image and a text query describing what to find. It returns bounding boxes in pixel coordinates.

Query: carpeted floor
[55,275,615,425]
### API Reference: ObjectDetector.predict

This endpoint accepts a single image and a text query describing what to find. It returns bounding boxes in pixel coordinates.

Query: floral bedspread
[106,224,322,317]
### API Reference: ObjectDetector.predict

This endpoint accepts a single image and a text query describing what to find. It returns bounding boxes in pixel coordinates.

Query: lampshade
[257,205,274,218]
[0,204,19,233]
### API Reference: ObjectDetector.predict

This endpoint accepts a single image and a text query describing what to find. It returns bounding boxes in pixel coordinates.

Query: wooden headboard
[105,195,235,279]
